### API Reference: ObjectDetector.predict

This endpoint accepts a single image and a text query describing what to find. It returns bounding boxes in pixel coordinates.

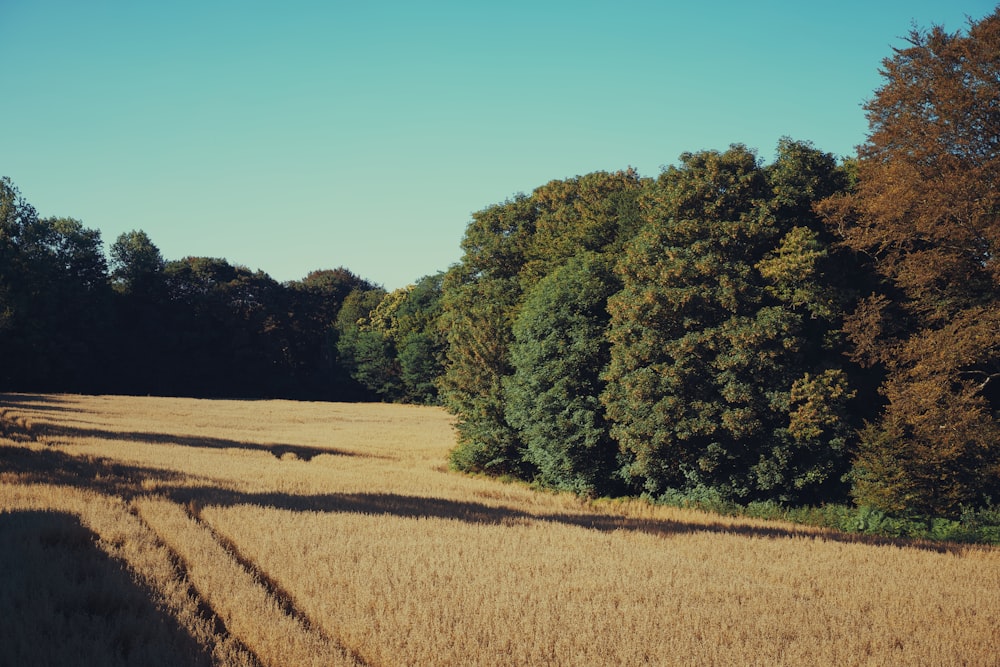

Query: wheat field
[1,393,998,666]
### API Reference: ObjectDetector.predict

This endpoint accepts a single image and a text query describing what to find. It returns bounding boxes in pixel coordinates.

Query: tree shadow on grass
[0,511,214,667]
[0,393,80,412]
[163,484,970,555]
[0,444,199,497]
[3,417,361,461]
[1,392,367,461]
[1,427,971,556]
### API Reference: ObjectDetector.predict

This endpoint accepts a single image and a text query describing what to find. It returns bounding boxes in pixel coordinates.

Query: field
[1,393,998,666]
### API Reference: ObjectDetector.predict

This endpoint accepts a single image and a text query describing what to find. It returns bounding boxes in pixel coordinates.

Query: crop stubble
[1,393,998,666]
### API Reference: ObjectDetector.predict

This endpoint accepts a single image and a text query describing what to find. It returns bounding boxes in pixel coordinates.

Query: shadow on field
[161,485,965,554]
[0,393,80,412]
[0,510,213,667]
[34,422,355,460]
[0,403,967,555]
[0,394,357,461]
[0,444,199,497]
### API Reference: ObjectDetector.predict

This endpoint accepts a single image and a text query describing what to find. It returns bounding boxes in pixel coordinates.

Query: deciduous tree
[820,10,1000,515]
[505,252,622,495]
[603,144,855,503]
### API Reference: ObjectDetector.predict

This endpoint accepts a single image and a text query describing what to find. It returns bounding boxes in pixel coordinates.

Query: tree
[438,196,539,474]
[0,178,41,343]
[819,11,1000,515]
[110,230,165,295]
[520,169,646,284]
[439,271,525,474]
[27,217,114,391]
[380,273,447,404]
[603,144,855,503]
[440,173,646,477]
[335,286,394,400]
[156,257,290,397]
[286,268,376,399]
[504,252,622,495]
[0,179,114,392]
[335,278,447,404]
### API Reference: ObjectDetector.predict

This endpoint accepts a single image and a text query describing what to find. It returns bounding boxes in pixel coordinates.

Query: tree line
[0,195,446,403]
[2,10,997,519]
[440,10,999,518]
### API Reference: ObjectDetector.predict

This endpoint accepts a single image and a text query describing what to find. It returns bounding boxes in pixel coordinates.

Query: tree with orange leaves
[820,9,1000,516]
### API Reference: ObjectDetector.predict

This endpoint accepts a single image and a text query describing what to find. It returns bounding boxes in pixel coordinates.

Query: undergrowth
[654,488,1000,545]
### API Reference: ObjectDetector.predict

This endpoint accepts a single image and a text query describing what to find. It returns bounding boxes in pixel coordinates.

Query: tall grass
[2,393,999,665]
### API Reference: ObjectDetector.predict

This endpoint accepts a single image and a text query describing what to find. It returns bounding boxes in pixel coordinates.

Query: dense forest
[2,11,998,520]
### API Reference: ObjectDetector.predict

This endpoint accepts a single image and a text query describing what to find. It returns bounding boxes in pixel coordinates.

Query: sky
[2,1,996,290]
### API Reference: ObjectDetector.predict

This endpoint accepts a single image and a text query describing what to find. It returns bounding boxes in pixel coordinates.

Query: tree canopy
[819,9,1000,515]
[2,10,996,521]
[602,143,856,503]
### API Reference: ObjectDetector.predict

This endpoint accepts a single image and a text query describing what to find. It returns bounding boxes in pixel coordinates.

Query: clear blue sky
[3,1,995,290]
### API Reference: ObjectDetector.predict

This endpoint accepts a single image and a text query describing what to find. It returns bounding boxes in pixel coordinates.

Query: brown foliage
[821,10,1000,515]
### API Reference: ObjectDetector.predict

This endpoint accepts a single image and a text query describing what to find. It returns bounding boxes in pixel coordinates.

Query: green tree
[439,272,524,474]
[335,276,446,404]
[0,179,114,392]
[504,252,622,495]
[385,273,447,404]
[335,286,395,400]
[521,169,645,285]
[438,196,539,473]
[441,172,645,476]
[820,11,1000,516]
[286,268,376,399]
[603,144,855,503]
[110,230,165,295]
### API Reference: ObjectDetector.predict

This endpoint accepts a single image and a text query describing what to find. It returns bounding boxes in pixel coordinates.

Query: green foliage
[110,230,165,295]
[439,273,525,475]
[654,491,1000,545]
[383,274,447,403]
[521,169,646,284]
[397,331,440,403]
[439,195,538,473]
[602,143,854,503]
[333,273,447,404]
[441,172,645,479]
[504,253,623,496]
[335,287,394,399]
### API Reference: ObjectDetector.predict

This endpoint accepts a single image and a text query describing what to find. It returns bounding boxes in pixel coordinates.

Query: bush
[652,490,1000,545]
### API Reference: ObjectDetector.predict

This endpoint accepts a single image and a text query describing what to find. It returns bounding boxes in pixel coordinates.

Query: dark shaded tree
[110,230,166,295]
[105,230,170,393]
[285,268,376,400]
[334,286,392,400]
[0,180,114,392]
[155,257,291,397]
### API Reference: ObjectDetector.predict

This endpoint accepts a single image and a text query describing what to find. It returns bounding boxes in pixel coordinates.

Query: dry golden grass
[2,392,999,666]
[0,483,256,667]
